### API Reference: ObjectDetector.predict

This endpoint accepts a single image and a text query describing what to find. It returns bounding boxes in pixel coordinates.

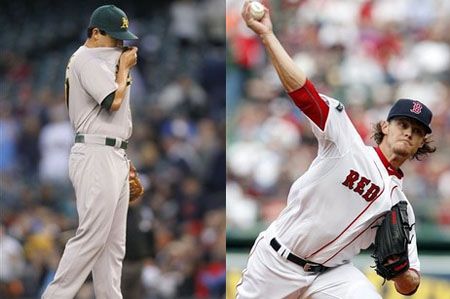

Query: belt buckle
[303,262,319,272]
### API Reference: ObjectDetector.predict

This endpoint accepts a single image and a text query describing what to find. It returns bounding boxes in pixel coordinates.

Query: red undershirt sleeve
[288,79,330,131]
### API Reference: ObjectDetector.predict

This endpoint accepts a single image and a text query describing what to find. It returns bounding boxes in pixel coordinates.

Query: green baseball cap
[89,5,138,40]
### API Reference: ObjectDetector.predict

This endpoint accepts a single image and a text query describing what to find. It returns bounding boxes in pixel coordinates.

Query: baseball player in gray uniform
[237,2,436,298]
[42,5,138,299]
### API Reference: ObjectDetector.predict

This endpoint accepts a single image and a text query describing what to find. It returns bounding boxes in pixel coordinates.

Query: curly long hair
[372,121,436,161]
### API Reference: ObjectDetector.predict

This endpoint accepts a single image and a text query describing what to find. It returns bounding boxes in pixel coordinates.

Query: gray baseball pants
[42,143,129,299]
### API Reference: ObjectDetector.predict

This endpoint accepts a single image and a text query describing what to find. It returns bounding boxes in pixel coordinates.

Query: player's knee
[80,232,109,251]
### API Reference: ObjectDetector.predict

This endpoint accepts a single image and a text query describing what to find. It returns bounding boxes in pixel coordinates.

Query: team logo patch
[121,17,129,29]
[410,101,422,114]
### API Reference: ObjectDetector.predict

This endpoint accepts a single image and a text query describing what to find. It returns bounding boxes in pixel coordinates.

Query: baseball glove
[129,163,144,202]
[372,201,413,280]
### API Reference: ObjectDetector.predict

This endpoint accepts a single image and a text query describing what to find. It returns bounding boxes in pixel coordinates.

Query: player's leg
[236,232,315,299]
[302,262,381,299]
[91,160,129,299]
[42,145,127,299]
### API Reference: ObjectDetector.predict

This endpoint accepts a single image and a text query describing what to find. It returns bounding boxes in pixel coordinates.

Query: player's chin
[392,144,412,158]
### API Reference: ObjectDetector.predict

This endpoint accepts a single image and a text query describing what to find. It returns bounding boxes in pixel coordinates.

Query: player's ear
[92,28,101,40]
[381,120,389,135]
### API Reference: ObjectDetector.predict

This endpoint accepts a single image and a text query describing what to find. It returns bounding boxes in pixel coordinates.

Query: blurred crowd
[226,0,450,241]
[0,0,225,298]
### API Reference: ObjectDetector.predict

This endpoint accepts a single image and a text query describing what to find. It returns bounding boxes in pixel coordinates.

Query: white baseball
[249,1,265,21]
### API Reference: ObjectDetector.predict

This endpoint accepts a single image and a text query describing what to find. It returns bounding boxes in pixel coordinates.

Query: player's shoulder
[69,46,94,69]
[71,46,115,71]
[319,93,345,113]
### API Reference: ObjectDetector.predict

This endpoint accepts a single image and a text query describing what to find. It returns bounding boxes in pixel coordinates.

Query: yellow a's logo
[121,17,129,29]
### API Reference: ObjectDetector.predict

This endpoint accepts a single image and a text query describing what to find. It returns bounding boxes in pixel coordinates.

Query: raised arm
[241,1,329,130]
[241,1,305,91]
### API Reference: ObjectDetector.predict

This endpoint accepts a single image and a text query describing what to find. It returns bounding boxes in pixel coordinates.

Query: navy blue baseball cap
[89,5,138,40]
[387,99,432,134]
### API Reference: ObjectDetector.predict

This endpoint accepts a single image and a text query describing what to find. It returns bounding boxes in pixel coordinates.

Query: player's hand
[391,269,420,295]
[241,0,273,37]
[119,46,138,69]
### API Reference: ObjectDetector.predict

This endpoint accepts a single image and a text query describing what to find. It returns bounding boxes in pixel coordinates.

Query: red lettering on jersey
[362,183,381,202]
[353,176,370,195]
[342,170,381,202]
[341,170,359,189]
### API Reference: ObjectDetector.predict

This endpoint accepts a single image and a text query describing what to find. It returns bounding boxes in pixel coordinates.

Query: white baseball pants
[236,230,381,299]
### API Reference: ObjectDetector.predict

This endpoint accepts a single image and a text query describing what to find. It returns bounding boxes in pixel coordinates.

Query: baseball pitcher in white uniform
[42,5,139,299]
[237,2,436,298]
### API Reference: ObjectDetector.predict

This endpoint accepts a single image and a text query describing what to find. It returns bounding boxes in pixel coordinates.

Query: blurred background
[0,0,225,298]
[226,0,450,298]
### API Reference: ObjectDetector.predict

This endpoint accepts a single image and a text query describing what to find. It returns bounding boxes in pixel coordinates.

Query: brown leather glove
[129,163,144,202]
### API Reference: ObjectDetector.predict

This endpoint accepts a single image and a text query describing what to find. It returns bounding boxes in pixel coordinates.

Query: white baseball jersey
[237,80,421,299]
[65,46,132,139]
[268,93,419,271]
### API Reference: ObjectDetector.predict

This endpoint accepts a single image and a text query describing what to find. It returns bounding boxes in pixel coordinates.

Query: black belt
[75,134,128,150]
[270,238,329,273]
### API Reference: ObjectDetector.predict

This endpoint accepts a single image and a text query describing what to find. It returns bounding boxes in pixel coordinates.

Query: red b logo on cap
[410,101,422,114]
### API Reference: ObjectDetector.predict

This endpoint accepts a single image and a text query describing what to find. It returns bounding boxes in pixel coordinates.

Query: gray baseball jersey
[66,46,132,140]
[42,4,139,299]
[42,46,132,299]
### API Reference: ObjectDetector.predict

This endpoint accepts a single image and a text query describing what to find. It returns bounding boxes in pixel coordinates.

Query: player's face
[93,29,123,48]
[100,35,123,48]
[382,117,426,158]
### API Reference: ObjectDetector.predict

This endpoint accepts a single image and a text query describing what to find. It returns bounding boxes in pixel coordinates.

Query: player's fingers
[242,0,251,8]
[125,47,137,55]
[123,46,138,53]
[122,49,138,62]
[262,7,270,21]
[241,0,251,19]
